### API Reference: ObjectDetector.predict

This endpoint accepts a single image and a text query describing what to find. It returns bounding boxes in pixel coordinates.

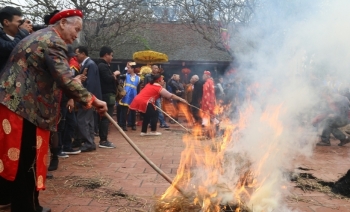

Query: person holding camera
[0,6,32,71]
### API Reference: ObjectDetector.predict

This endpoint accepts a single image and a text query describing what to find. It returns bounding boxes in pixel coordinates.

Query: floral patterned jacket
[0,27,94,131]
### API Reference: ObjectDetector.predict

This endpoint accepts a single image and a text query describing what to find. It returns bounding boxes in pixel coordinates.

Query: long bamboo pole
[105,113,187,196]
[154,104,192,134]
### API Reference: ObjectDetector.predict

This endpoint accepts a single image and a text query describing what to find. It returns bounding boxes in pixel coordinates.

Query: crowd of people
[4,5,349,212]
[0,6,247,212]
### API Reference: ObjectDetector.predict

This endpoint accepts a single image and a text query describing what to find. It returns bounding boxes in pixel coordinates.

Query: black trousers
[321,115,348,143]
[191,102,202,124]
[119,105,136,127]
[99,104,114,141]
[0,119,43,212]
[141,103,158,133]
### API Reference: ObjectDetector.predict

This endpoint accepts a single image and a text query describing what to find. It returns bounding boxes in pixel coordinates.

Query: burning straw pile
[153,116,256,212]
[154,195,252,212]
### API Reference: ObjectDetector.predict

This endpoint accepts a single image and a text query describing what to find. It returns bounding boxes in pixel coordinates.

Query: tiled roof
[113,22,232,62]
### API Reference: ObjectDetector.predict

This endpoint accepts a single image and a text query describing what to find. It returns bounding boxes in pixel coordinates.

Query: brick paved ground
[1,120,350,212]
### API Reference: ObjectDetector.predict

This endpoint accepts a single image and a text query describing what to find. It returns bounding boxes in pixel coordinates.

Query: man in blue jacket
[75,46,102,152]
[0,6,32,71]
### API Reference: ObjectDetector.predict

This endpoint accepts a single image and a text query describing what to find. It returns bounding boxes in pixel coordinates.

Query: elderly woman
[130,74,187,136]
[0,9,107,212]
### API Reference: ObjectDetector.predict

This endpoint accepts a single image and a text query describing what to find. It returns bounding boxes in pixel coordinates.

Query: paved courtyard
[1,120,350,212]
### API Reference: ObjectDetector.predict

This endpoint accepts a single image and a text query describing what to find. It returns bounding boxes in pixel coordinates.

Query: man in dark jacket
[313,89,350,146]
[190,75,204,125]
[96,46,119,148]
[75,46,103,152]
[168,74,184,123]
[0,6,32,71]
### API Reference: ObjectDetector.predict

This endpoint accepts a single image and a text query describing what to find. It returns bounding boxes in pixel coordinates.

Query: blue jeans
[156,98,166,126]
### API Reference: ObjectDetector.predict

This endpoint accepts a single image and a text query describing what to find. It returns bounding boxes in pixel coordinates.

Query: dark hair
[75,46,89,56]
[43,10,59,25]
[67,45,75,58]
[99,46,113,57]
[0,6,22,25]
[150,74,162,84]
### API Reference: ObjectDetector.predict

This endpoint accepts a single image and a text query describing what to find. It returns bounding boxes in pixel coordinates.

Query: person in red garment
[201,70,218,126]
[130,74,187,136]
[0,9,107,212]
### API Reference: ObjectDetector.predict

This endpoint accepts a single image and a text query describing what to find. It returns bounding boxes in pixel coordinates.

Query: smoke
[217,0,350,210]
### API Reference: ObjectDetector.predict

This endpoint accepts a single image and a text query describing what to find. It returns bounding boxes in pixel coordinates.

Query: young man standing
[97,46,119,148]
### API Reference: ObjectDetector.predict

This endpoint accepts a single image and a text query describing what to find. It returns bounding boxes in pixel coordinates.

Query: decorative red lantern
[181,68,191,83]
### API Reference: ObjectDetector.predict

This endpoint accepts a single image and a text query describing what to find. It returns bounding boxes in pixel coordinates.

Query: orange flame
[160,99,286,211]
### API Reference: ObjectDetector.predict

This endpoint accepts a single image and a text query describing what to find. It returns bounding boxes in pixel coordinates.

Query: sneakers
[57,152,69,158]
[140,132,162,136]
[62,149,81,155]
[150,131,162,136]
[80,146,96,152]
[99,141,116,149]
[160,125,170,128]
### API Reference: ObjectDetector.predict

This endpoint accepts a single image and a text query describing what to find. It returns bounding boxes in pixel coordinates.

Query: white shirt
[6,34,14,40]
[81,57,90,66]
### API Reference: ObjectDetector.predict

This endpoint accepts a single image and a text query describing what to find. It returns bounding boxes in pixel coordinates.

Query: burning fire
[156,103,287,212]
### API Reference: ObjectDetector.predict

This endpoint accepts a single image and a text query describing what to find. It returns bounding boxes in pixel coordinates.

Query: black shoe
[122,126,128,131]
[170,120,176,124]
[48,158,59,171]
[46,172,54,179]
[132,126,137,130]
[72,139,82,148]
[80,146,96,152]
[160,125,170,128]
[339,139,350,146]
[316,141,331,146]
